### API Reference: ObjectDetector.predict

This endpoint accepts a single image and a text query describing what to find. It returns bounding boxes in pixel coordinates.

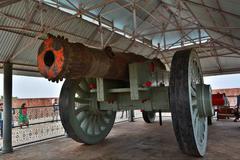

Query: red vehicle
[212,93,234,120]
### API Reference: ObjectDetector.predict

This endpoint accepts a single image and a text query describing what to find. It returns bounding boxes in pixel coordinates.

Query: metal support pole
[159,110,162,126]
[128,110,135,122]
[2,62,13,153]
[98,16,104,48]
[163,33,166,50]
[198,26,201,44]
[132,0,137,39]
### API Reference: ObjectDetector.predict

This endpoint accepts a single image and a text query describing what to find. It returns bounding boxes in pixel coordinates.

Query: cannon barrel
[37,34,164,82]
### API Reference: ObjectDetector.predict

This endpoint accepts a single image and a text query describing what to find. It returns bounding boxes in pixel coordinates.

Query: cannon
[37,34,213,157]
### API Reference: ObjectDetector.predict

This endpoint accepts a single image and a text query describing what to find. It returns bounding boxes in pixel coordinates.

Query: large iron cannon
[37,35,213,157]
[37,34,164,82]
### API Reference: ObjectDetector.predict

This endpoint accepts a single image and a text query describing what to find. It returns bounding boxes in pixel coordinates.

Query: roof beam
[161,2,190,46]
[134,1,162,33]
[0,0,20,8]
[9,0,120,60]
[0,2,160,60]
[182,0,240,19]
[9,1,38,61]
[200,52,240,59]
[200,0,237,50]
[216,0,232,34]
[182,1,240,53]
[204,68,240,76]
[135,4,165,37]
[159,40,211,56]
[214,40,240,54]
[211,42,223,72]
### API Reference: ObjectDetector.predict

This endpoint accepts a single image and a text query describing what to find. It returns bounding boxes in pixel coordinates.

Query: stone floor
[1,118,240,160]
[0,111,144,148]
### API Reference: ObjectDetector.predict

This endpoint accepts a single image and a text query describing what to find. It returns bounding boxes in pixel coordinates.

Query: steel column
[132,0,137,38]
[159,110,162,126]
[2,62,13,153]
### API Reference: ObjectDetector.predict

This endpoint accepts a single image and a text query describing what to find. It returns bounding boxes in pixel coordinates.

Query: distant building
[0,98,58,122]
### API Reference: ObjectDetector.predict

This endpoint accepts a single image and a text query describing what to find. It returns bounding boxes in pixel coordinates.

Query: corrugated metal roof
[184,0,240,48]
[0,31,21,61]
[0,0,239,77]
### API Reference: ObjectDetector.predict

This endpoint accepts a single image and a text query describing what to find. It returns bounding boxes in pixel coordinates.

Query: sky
[204,74,240,89]
[0,73,240,98]
[0,74,63,98]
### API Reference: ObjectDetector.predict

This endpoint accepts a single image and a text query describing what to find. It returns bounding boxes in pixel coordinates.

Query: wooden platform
[1,118,240,160]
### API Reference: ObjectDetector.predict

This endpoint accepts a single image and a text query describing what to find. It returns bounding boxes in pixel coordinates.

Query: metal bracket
[129,63,139,100]
[96,78,105,101]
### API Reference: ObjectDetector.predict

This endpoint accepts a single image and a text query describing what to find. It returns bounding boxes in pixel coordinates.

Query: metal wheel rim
[59,78,116,144]
[189,54,207,155]
[147,112,156,122]
[142,111,156,123]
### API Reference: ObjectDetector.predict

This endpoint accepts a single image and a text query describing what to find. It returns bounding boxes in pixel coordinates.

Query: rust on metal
[37,34,165,82]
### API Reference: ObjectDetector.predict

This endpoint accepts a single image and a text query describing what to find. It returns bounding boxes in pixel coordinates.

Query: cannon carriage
[37,34,213,157]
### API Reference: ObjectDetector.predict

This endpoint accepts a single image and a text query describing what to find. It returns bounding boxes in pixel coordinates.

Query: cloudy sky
[0,73,240,98]
[0,74,63,98]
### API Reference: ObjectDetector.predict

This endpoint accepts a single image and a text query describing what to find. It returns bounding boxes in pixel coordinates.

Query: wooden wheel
[142,111,156,123]
[169,49,208,157]
[59,78,116,144]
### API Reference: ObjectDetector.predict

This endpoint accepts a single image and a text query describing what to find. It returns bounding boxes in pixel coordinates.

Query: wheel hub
[197,84,213,117]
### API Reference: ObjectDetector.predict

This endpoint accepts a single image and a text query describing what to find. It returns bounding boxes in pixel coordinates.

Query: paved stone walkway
[1,117,240,160]
[0,110,146,148]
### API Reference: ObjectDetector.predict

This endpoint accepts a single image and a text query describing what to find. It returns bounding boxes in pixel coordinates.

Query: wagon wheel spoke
[76,112,87,123]
[79,79,89,92]
[75,105,89,115]
[104,111,114,118]
[91,116,97,135]
[76,86,89,97]
[74,97,90,104]
[80,117,89,131]
[94,118,101,135]
[191,87,197,97]
[86,115,93,135]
